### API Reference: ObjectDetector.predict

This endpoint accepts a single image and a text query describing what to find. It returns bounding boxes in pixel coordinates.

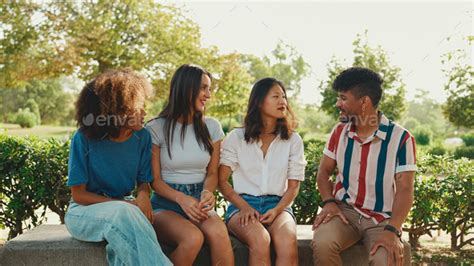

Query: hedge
[1,134,472,252]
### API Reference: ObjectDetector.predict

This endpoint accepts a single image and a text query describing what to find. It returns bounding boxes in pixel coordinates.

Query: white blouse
[220,128,307,196]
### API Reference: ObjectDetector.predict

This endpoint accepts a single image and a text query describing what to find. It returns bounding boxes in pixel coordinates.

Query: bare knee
[178,229,204,252]
[203,221,230,245]
[274,233,297,258]
[247,230,271,255]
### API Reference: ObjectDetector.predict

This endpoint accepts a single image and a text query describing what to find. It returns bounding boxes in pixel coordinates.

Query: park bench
[0,224,411,265]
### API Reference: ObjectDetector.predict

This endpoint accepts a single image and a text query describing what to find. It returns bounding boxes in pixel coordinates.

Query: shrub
[405,155,444,248]
[14,108,38,128]
[404,154,474,251]
[460,133,474,146]
[413,126,433,146]
[0,134,70,239]
[293,139,325,224]
[427,145,447,156]
[436,157,473,250]
[453,146,474,159]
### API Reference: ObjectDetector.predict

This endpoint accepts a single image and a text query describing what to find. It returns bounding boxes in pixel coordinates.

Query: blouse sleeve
[220,129,239,171]
[287,133,307,181]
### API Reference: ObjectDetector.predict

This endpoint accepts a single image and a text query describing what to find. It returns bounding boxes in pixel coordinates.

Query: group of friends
[65,64,417,266]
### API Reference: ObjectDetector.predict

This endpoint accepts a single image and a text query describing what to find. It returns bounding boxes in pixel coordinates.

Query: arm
[150,144,207,222]
[260,180,300,224]
[71,185,117,205]
[317,154,336,202]
[218,164,260,226]
[199,140,221,211]
[370,171,415,264]
[389,171,415,229]
[312,155,349,229]
[135,182,153,223]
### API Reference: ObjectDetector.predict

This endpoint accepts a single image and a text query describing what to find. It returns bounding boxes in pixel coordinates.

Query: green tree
[0,79,75,125]
[441,38,474,129]
[242,42,310,96]
[402,90,455,138]
[1,1,204,90]
[320,32,406,121]
[205,52,253,122]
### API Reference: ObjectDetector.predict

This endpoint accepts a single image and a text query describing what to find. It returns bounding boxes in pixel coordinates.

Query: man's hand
[312,202,349,230]
[370,230,404,266]
[135,194,154,223]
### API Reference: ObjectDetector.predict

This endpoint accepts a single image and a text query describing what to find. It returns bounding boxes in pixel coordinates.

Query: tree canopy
[319,32,406,121]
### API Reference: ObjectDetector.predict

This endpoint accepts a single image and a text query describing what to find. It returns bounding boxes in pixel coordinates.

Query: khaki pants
[311,202,403,266]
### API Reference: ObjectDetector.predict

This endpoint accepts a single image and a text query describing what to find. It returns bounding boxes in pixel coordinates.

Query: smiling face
[260,84,288,120]
[335,90,363,122]
[194,73,211,113]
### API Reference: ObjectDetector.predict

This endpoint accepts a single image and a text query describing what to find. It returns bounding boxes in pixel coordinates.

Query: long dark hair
[244,77,295,143]
[159,64,213,158]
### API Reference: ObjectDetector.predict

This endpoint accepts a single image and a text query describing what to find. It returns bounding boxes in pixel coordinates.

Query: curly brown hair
[75,68,153,139]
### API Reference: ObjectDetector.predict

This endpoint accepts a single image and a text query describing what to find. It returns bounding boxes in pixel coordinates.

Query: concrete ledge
[0,224,411,265]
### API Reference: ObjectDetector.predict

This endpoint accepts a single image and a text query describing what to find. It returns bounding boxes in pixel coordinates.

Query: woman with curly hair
[145,64,234,265]
[65,69,171,266]
[218,77,307,266]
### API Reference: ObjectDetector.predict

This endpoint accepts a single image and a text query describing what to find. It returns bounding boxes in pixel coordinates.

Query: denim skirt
[151,182,203,219]
[224,193,295,223]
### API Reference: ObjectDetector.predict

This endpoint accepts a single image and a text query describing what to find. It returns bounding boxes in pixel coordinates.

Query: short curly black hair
[333,67,383,107]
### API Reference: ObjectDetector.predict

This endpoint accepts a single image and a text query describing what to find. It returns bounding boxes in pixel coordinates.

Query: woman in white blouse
[219,77,307,266]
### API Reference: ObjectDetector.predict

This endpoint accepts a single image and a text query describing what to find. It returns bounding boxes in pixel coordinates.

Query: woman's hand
[237,205,261,227]
[177,194,208,223]
[199,189,215,212]
[135,194,154,223]
[260,208,280,225]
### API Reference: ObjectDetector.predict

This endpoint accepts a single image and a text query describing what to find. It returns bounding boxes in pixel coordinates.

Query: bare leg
[152,211,204,266]
[197,215,234,266]
[227,215,271,266]
[267,212,298,266]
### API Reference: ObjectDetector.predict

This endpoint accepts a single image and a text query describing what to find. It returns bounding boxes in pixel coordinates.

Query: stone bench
[0,224,411,265]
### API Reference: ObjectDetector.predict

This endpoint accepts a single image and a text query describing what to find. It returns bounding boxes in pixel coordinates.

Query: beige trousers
[312,202,400,266]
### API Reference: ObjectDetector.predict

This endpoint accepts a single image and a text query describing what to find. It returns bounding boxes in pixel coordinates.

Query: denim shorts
[151,182,203,219]
[224,194,295,223]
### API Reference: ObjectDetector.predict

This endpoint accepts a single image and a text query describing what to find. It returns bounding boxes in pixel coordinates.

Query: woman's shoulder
[134,127,151,139]
[227,127,245,139]
[204,116,222,128]
[288,131,303,143]
[145,117,165,128]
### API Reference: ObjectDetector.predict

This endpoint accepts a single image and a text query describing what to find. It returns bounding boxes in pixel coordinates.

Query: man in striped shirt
[311,67,416,266]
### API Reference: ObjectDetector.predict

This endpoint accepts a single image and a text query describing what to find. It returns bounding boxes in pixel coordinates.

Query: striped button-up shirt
[323,113,417,224]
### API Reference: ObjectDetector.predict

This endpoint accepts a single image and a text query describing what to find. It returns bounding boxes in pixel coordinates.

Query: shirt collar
[345,112,391,141]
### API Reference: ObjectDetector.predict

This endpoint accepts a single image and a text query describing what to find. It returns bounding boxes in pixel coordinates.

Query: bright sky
[171,1,472,105]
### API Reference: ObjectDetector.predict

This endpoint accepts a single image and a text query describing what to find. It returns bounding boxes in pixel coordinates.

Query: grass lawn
[0,123,76,139]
